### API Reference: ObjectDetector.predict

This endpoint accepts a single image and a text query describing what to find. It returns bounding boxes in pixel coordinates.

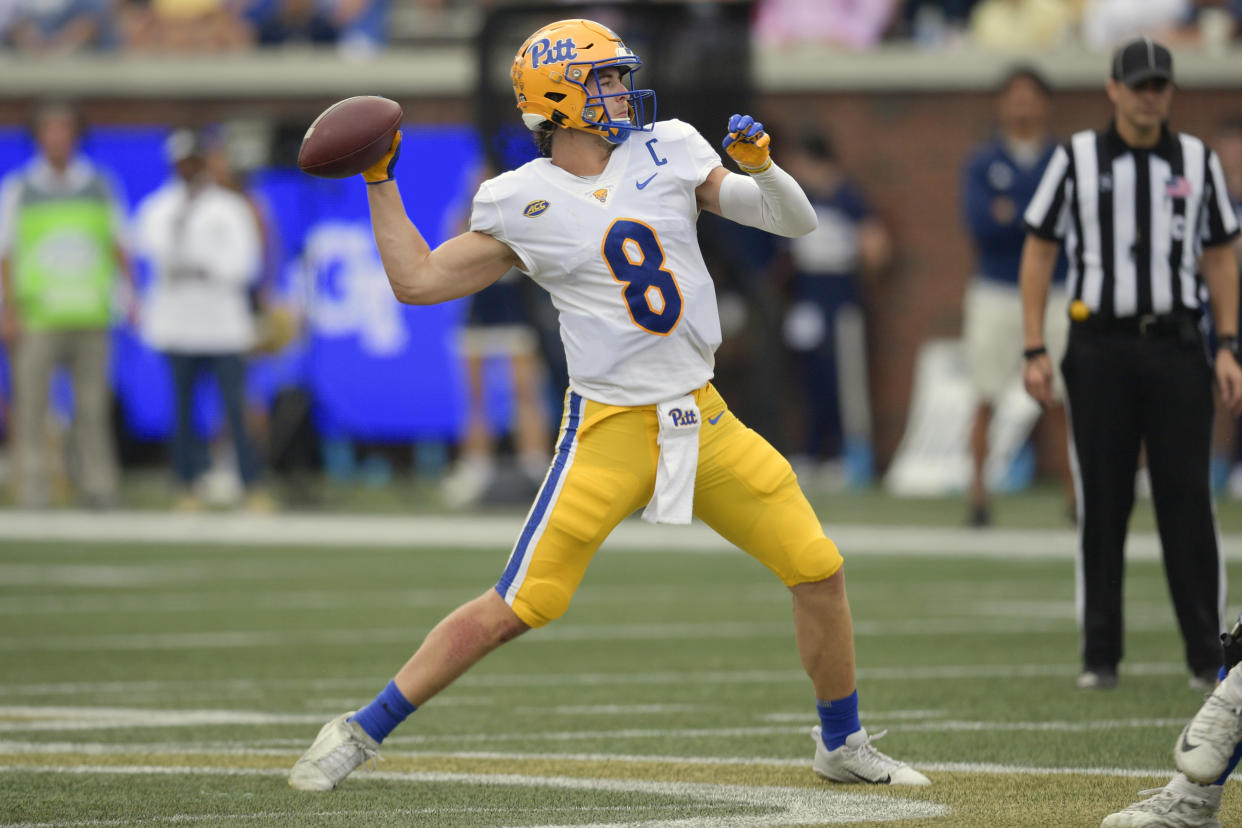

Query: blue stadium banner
[0,125,483,443]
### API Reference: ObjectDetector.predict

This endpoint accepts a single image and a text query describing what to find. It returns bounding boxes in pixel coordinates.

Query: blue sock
[350,680,416,743]
[1213,739,1242,786]
[817,690,861,750]
[1210,666,1239,786]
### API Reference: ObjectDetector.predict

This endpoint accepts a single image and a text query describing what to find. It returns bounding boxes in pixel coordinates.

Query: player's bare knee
[476,590,532,644]
[790,567,846,600]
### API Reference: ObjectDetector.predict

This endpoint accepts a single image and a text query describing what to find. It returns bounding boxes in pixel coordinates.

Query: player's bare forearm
[366,184,517,305]
[1018,234,1059,347]
[1202,243,1240,336]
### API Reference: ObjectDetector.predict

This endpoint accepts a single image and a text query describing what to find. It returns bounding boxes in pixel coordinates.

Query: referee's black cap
[1111,37,1174,87]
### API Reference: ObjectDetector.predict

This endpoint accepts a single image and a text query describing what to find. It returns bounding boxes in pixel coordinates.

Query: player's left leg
[691,384,929,786]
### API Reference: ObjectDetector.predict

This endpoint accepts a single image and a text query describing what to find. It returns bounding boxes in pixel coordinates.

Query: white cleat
[289,712,381,791]
[1174,681,1242,784]
[811,725,930,786]
[1101,774,1222,828]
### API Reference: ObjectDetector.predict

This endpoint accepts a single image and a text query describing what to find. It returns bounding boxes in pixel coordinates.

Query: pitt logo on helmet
[523,199,550,218]
[529,37,578,69]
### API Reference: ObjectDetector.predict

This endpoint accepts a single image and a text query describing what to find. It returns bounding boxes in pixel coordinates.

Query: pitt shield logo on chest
[529,38,577,69]
[668,408,698,427]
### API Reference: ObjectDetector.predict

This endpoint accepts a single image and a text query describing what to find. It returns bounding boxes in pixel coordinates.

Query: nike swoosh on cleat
[1180,731,1201,753]
[636,173,657,190]
[844,769,890,784]
[707,412,723,425]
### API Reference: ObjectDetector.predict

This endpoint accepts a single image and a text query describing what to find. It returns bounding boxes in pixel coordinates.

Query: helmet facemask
[570,61,656,145]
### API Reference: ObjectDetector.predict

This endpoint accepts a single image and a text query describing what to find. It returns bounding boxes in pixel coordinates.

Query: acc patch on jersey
[523,199,550,218]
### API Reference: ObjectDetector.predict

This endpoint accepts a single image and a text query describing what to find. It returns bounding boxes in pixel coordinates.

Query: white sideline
[0,509,1211,561]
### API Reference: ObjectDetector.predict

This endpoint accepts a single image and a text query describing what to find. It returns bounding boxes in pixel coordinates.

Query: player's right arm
[1018,233,1060,407]
[364,135,520,306]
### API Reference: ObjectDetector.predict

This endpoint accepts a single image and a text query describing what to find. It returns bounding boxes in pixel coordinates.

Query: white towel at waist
[641,394,701,525]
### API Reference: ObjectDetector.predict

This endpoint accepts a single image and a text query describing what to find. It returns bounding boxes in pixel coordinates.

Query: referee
[1020,37,1242,691]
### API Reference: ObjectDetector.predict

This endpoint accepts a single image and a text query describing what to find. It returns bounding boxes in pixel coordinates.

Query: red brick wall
[760,88,1242,473]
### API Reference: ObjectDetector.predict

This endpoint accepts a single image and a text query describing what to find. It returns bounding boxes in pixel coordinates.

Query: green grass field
[3,496,1242,826]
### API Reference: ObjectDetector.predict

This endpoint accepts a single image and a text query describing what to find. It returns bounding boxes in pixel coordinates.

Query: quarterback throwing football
[290,18,929,791]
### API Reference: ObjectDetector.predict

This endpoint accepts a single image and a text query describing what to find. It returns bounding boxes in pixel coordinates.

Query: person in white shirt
[133,128,264,510]
[289,18,930,793]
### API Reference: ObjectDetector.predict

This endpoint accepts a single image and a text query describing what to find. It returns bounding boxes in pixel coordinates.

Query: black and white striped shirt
[1024,122,1240,318]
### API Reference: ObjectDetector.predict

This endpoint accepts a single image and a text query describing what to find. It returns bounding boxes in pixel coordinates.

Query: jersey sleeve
[468,178,535,274]
[661,119,723,186]
[1023,143,1071,241]
[1203,148,1242,246]
[685,125,723,186]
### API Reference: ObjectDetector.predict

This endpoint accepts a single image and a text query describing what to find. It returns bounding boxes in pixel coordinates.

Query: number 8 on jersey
[602,218,684,336]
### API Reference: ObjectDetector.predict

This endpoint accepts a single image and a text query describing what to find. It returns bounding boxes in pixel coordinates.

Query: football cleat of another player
[289,712,381,791]
[810,725,930,786]
[1101,774,1222,828]
[1174,679,1242,784]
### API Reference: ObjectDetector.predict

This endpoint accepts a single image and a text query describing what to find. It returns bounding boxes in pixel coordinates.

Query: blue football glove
[363,131,402,185]
[722,114,772,173]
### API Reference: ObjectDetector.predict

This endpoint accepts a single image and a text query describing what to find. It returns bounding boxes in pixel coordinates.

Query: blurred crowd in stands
[1,0,1240,56]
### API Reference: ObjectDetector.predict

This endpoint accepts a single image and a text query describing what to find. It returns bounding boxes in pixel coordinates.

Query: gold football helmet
[511,18,656,145]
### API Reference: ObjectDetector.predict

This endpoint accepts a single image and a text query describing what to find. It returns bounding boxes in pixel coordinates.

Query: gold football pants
[495,383,843,627]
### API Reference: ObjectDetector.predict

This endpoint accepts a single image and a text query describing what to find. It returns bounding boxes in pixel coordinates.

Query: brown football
[297,96,403,179]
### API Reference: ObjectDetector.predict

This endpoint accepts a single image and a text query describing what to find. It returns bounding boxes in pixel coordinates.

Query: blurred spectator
[0,101,130,508]
[753,0,895,49]
[899,0,982,47]
[1081,0,1190,49]
[1181,0,1242,51]
[119,0,253,52]
[778,128,890,491]
[133,129,269,511]
[1215,117,1242,495]
[969,0,1075,51]
[960,67,1071,527]
[2,0,116,52]
[244,0,389,53]
[442,269,551,508]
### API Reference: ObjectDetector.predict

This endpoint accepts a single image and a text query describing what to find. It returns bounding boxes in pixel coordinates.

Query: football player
[290,17,929,792]
[1102,619,1242,827]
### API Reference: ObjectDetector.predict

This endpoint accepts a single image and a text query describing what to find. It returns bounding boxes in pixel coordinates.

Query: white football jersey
[470,119,724,406]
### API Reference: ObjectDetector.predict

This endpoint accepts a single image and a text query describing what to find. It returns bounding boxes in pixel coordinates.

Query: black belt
[1072,311,1198,340]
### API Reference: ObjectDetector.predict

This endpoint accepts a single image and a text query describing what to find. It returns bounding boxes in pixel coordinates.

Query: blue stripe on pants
[496,391,583,599]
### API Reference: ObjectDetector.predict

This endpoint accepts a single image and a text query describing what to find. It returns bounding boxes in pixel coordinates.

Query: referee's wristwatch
[1219,334,1240,359]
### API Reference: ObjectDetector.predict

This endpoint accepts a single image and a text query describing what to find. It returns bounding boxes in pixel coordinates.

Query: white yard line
[0,706,1190,738]
[0,509,1219,561]
[0,764,949,827]
[0,742,1204,781]
[0,661,1192,697]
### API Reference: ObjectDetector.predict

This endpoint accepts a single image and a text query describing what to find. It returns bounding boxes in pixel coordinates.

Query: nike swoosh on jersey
[707,412,723,425]
[636,173,658,190]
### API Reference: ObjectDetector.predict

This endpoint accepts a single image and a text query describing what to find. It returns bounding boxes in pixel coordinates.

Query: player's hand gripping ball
[297,96,403,179]
[362,132,401,185]
[722,114,772,174]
